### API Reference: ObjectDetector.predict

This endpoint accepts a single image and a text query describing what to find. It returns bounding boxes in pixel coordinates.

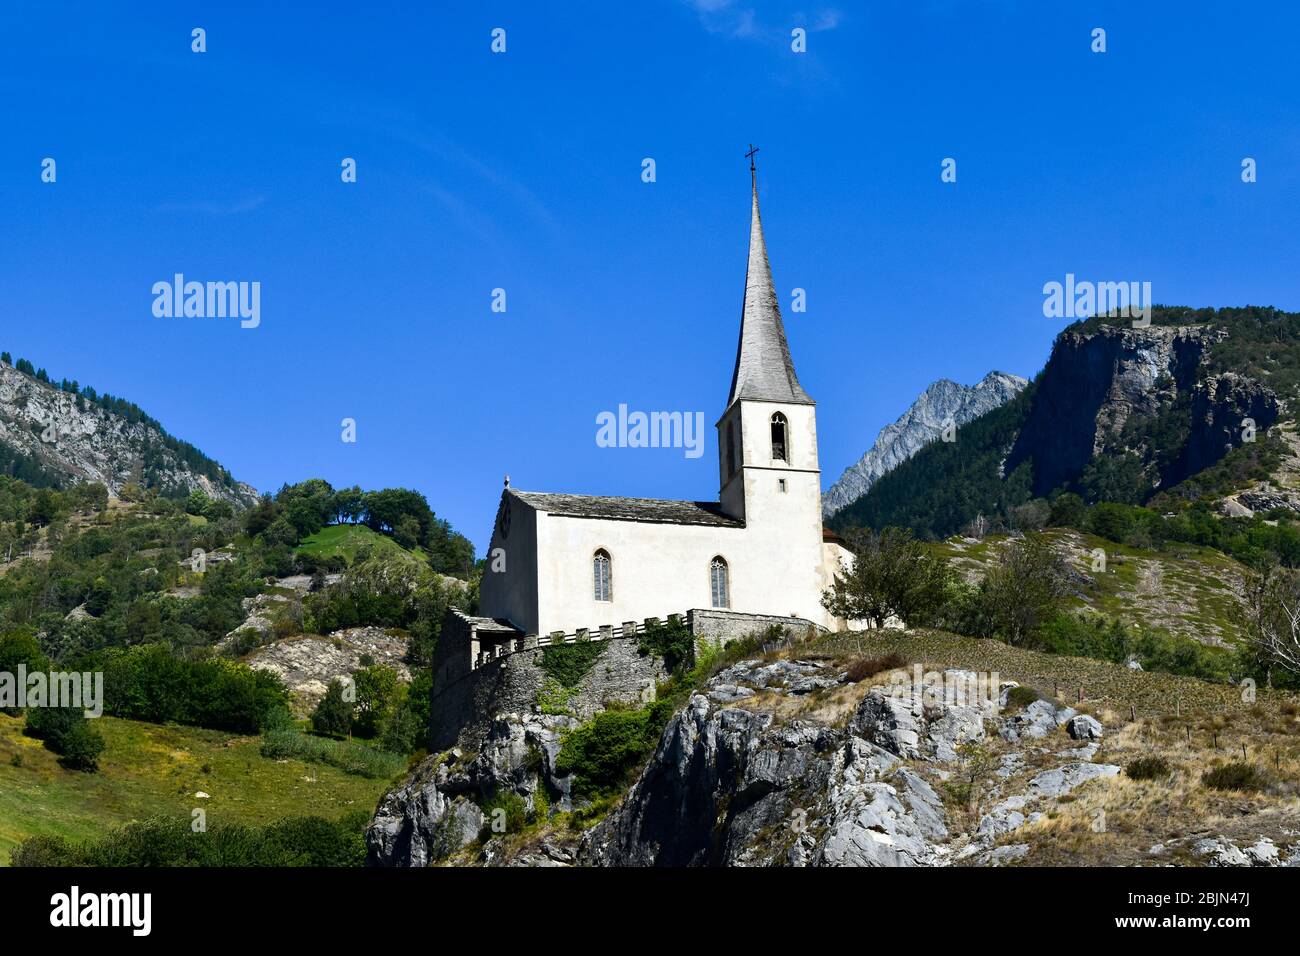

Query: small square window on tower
[778,478,787,493]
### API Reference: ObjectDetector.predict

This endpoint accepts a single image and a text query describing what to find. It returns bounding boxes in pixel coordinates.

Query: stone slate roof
[450,607,521,635]
[727,178,814,408]
[512,491,743,528]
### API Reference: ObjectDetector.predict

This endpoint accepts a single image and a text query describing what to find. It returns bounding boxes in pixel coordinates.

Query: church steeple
[727,150,813,408]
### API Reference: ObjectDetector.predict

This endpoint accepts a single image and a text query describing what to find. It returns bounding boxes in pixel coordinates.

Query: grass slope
[0,713,394,865]
[295,524,419,565]
[934,529,1249,647]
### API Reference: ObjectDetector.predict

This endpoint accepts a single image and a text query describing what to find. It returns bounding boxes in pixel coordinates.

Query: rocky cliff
[823,371,1027,518]
[0,361,257,506]
[1006,324,1280,497]
[367,639,1300,868]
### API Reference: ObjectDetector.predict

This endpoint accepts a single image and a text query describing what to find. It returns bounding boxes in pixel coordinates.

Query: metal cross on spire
[745,143,760,187]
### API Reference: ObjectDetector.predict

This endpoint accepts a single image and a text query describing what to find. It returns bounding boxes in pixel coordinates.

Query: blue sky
[3,1,1299,553]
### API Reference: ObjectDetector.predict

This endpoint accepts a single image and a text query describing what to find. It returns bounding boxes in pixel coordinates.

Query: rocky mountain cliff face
[367,652,1300,868]
[823,372,1027,518]
[1006,325,1279,496]
[0,362,257,506]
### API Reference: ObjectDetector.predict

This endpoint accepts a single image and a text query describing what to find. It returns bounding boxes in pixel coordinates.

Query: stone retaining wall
[428,607,826,753]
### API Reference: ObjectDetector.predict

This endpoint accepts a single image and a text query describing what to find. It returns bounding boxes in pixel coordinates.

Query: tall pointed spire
[727,152,813,407]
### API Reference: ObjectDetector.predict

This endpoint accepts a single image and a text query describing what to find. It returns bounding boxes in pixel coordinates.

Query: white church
[476,163,854,639]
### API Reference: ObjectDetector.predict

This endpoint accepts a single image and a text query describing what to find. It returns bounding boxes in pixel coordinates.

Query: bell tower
[717,149,822,532]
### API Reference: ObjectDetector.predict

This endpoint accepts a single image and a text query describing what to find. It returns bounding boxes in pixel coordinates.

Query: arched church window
[770,412,788,462]
[710,556,730,609]
[593,550,612,602]
[726,422,737,476]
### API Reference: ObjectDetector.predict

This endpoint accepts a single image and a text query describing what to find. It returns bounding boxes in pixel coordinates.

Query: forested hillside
[0,351,257,505]
[832,307,1300,544]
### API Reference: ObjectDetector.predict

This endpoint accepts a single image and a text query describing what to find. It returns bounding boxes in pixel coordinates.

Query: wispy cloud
[682,1,842,41]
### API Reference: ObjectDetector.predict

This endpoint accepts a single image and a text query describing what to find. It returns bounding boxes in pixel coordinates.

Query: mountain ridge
[823,370,1028,518]
[0,359,258,507]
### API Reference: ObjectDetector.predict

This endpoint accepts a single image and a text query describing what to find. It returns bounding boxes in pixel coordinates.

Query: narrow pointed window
[771,412,788,462]
[593,550,612,602]
[726,422,737,476]
[710,556,730,608]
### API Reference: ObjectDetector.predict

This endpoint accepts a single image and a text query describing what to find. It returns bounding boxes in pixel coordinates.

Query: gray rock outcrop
[366,712,577,866]
[0,361,258,506]
[247,626,411,714]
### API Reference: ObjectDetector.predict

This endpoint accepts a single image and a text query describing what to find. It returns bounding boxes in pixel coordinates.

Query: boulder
[1027,762,1121,799]
[1066,714,1104,740]
[1193,837,1251,867]
[1000,699,1075,742]
[850,674,987,762]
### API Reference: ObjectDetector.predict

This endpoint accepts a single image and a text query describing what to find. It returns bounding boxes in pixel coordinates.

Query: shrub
[24,706,105,771]
[540,640,606,688]
[1202,761,1268,793]
[637,617,695,674]
[1125,755,1172,781]
[1003,685,1041,710]
[845,652,907,683]
[1036,612,1236,683]
[477,789,531,838]
[9,813,370,867]
[311,679,354,738]
[259,728,405,779]
[555,701,673,800]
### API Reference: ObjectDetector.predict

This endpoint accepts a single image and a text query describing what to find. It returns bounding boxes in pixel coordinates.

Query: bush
[1003,685,1041,711]
[555,701,673,800]
[311,679,354,738]
[9,813,370,867]
[24,706,105,771]
[259,728,406,779]
[478,789,531,838]
[1202,761,1268,793]
[844,652,907,683]
[540,640,607,688]
[1036,612,1237,683]
[636,617,695,674]
[1125,755,1172,781]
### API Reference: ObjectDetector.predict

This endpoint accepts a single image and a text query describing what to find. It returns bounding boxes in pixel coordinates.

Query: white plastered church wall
[476,163,853,637]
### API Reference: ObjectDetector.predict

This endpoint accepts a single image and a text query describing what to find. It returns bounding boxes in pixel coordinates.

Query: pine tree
[311,679,354,738]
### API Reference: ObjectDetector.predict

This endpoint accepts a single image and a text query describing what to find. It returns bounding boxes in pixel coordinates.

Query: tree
[0,629,48,715]
[243,499,283,538]
[1048,492,1087,529]
[25,706,105,771]
[1007,499,1050,532]
[979,533,1070,646]
[185,489,210,516]
[330,485,365,525]
[380,702,421,754]
[1246,563,1300,680]
[352,665,399,738]
[311,679,354,738]
[27,489,58,527]
[821,527,955,629]
[393,515,421,549]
